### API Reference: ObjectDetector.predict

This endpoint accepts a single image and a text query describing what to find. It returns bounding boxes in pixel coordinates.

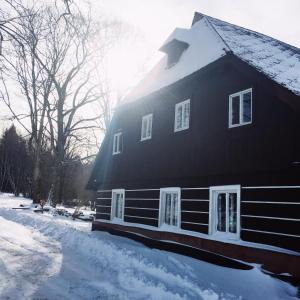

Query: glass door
[210,186,240,239]
[161,191,179,227]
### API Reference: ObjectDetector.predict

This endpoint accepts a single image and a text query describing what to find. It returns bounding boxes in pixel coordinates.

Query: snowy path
[0,194,298,300]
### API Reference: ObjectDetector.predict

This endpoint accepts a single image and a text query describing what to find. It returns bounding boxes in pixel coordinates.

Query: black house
[88,13,300,278]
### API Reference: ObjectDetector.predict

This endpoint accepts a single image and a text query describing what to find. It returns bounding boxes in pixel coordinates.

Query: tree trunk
[32,156,42,203]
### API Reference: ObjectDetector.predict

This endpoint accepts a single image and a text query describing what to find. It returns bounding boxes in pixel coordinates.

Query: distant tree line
[0,125,94,207]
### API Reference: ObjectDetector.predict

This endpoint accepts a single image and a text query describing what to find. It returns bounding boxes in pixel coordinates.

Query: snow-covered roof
[207,14,300,97]
[124,13,300,103]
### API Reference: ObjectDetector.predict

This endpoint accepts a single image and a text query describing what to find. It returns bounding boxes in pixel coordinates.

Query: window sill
[211,231,240,241]
[112,152,122,156]
[140,137,152,142]
[229,121,252,129]
[174,127,189,133]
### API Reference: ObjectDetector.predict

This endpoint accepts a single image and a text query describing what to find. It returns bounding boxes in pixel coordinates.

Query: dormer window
[160,39,189,69]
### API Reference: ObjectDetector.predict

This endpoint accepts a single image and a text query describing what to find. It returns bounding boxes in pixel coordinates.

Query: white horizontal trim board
[242,228,300,238]
[96,205,111,208]
[181,210,208,214]
[125,198,159,201]
[126,206,159,211]
[242,214,300,222]
[181,221,208,226]
[125,214,158,221]
[181,199,209,202]
[96,212,111,216]
[125,188,160,192]
[97,186,300,194]
[181,187,209,190]
[242,201,300,205]
[96,198,111,200]
[242,186,300,189]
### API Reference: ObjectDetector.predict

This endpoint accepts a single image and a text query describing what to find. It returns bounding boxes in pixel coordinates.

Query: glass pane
[147,116,152,138]
[183,102,190,128]
[142,118,147,139]
[113,135,117,153]
[114,194,119,218]
[231,96,240,125]
[242,92,252,123]
[228,193,237,233]
[119,134,123,153]
[164,193,171,225]
[217,193,226,232]
[172,193,178,226]
[176,105,183,129]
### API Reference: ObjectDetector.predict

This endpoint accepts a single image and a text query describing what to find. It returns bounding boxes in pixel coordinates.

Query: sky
[95,0,300,94]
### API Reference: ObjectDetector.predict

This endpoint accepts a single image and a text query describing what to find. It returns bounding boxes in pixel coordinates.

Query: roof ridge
[196,12,300,54]
[203,16,232,54]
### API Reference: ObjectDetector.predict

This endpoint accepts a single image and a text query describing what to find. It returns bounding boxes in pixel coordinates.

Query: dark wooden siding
[240,187,300,251]
[95,191,112,221]
[123,190,159,227]
[90,54,300,191]
[90,53,300,252]
[180,188,209,234]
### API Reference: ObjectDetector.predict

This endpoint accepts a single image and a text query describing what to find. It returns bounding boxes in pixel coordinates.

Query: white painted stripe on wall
[242,201,300,205]
[126,207,159,211]
[181,221,208,226]
[125,188,160,192]
[181,210,208,214]
[125,214,158,221]
[242,186,300,189]
[181,187,209,190]
[242,228,300,238]
[126,198,159,201]
[181,199,209,202]
[242,214,300,222]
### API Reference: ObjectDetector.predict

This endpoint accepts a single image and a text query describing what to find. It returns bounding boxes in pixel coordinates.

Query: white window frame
[174,99,190,132]
[112,132,122,155]
[141,114,153,141]
[111,189,125,221]
[229,88,252,128]
[159,187,181,228]
[209,185,241,240]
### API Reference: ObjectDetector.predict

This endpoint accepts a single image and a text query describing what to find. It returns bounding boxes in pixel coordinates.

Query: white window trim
[174,99,190,132]
[141,113,153,141]
[111,189,125,221]
[159,187,181,228]
[112,132,122,155]
[229,88,252,128]
[209,185,241,240]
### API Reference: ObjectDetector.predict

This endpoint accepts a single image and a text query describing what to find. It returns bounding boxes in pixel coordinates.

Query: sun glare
[105,35,159,95]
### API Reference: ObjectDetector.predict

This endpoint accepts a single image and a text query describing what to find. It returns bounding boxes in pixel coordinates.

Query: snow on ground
[0,193,298,300]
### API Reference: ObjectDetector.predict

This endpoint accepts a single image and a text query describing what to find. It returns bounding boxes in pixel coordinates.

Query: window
[159,188,181,228]
[174,99,190,132]
[141,114,153,141]
[112,132,123,155]
[209,185,241,239]
[111,189,125,220]
[229,88,252,127]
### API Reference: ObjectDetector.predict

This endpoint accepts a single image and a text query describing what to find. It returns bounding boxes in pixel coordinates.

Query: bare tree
[1,0,123,205]
[0,4,56,202]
